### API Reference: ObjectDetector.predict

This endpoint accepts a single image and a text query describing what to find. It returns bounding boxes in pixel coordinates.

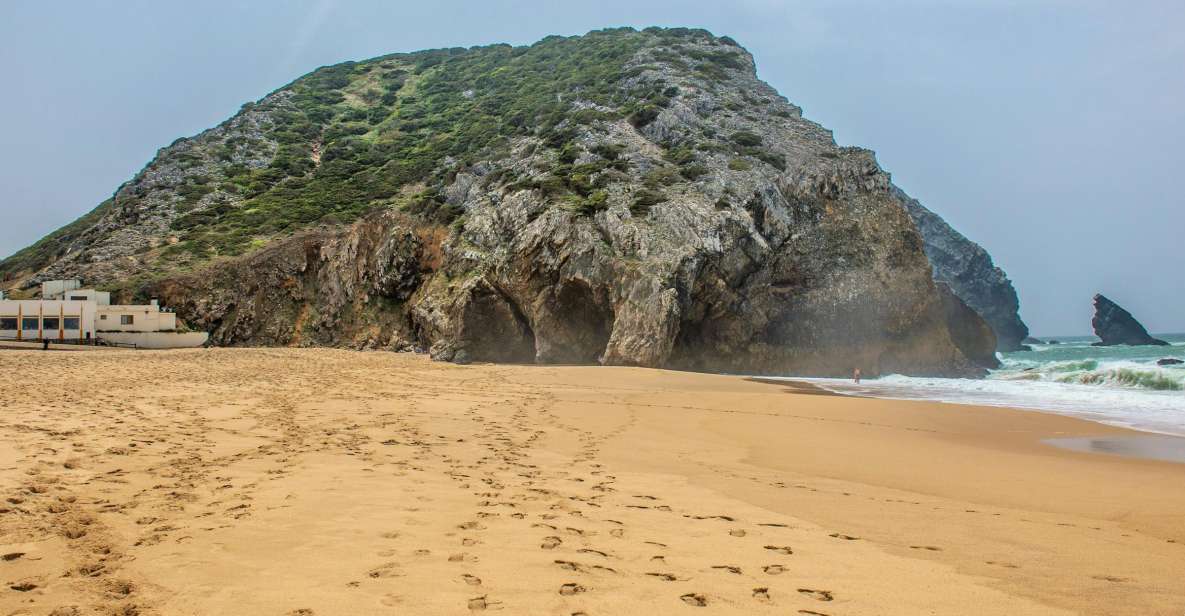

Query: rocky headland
[0,28,1027,377]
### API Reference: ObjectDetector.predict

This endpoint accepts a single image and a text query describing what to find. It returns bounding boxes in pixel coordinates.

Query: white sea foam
[765,334,1185,436]
[784,375,1185,436]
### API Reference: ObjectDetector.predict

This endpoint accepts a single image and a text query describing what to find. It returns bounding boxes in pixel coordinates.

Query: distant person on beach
[853,368,861,384]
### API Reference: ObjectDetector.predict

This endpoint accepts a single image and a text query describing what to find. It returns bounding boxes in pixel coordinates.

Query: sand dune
[1,348,1182,615]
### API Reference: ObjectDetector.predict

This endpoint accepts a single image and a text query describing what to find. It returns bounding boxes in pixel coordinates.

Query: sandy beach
[1,348,1182,616]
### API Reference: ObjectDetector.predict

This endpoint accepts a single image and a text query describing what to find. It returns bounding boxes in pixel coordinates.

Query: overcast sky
[1,1,1181,335]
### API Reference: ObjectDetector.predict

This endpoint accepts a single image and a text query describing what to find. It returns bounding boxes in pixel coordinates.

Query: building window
[42,317,60,330]
[0,317,16,330]
[69,295,87,301]
[22,317,39,331]
[100,314,107,320]
[120,315,134,325]
[63,317,81,330]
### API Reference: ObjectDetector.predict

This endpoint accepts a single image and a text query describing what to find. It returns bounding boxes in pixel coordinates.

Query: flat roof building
[0,299,97,342]
[0,280,206,348]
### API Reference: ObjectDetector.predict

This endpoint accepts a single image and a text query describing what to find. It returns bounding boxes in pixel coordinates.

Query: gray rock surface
[1091,294,1169,346]
[935,282,1000,369]
[901,189,1030,351]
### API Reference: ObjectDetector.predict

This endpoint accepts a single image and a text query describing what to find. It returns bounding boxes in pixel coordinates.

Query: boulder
[1157,358,1183,366]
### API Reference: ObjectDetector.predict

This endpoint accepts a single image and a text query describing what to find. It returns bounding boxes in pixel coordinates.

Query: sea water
[784,334,1185,436]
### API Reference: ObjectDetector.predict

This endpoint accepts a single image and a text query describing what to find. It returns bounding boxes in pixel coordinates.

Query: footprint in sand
[541,536,563,549]
[680,593,708,607]
[762,565,785,575]
[103,579,136,598]
[764,545,793,555]
[10,579,39,592]
[461,574,482,586]
[798,588,834,602]
[468,596,496,611]
[367,563,404,578]
[646,572,678,581]
[555,560,586,572]
[752,587,771,602]
[559,583,586,595]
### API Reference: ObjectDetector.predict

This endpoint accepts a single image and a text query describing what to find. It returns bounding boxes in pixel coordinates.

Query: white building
[0,298,98,342]
[0,280,207,348]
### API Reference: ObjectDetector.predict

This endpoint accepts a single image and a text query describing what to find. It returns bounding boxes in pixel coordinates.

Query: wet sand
[1045,434,1185,464]
[0,348,1182,615]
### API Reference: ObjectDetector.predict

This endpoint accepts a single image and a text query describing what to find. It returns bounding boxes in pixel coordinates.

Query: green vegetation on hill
[1,26,759,282]
[165,27,739,260]
[0,199,114,282]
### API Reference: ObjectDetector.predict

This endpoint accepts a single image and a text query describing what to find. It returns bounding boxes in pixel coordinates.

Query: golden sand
[0,348,1182,615]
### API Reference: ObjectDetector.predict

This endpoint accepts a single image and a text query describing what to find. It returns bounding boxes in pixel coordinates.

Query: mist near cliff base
[1,0,1181,334]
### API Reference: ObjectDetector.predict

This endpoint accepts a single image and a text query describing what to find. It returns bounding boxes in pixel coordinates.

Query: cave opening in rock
[541,280,613,364]
[461,285,537,363]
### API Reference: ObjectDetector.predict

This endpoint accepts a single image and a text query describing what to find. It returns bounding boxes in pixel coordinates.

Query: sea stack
[1091,294,1169,346]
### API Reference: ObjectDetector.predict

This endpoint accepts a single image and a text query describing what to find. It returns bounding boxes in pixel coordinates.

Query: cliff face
[2,27,1001,377]
[900,190,1029,351]
[1091,294,1169,346]
[935,282,1000,369]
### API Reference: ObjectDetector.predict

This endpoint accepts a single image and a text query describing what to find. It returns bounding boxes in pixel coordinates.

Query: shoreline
[1,348,1183,615]
[758,375,1185,464]
[759,370,1185,438]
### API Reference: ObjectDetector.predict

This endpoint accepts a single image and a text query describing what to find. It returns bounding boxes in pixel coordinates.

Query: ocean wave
[768,340,1185,435]
[780,372,1185,436]
[995,359,1183,392]
[1055,368,1182,391]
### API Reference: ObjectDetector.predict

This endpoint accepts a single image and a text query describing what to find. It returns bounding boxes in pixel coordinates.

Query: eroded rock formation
[1091,294,1168,346]
[4,28,1006,378]
[901,190,1029,352]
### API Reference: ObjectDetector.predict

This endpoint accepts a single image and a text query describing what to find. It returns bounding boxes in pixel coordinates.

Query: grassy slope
[1,27,747,284]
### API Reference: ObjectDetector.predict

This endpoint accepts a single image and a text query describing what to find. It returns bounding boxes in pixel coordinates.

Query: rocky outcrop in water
[1091,294,1168,346]
[4,28,1004,378]
[901,190,1029,352]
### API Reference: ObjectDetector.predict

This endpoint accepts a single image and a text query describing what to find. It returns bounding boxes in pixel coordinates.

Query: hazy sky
[1,1,1181,335]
